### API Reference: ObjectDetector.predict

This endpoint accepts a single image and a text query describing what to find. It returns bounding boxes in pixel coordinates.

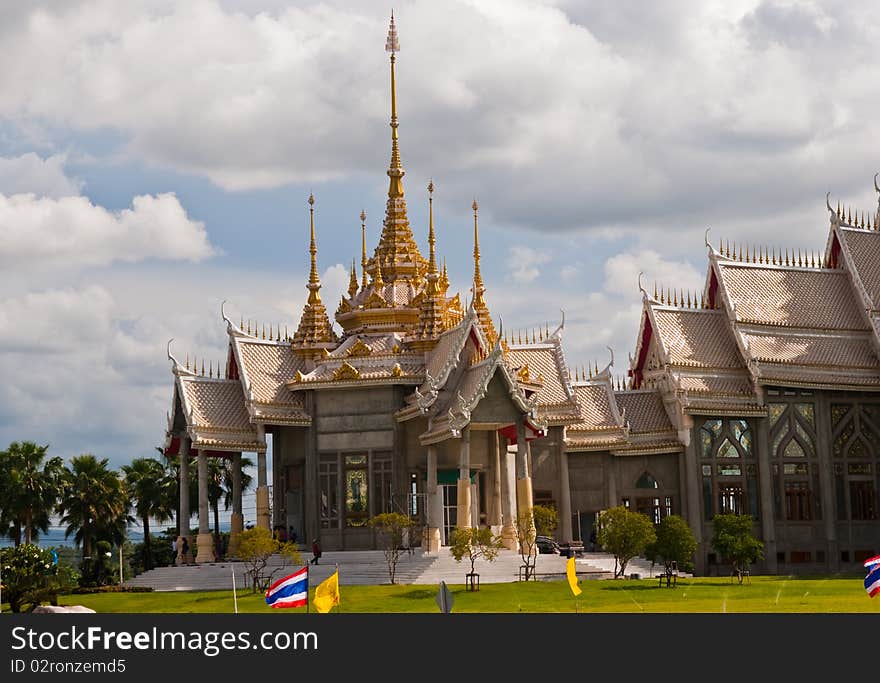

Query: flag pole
[306,564,310,614]
[335,562,340,613]
[232,566,238,614]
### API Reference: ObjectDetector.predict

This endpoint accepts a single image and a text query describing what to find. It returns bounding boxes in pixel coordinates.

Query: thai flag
[265,567,308,608]
[863,555,880,570]
[865,565,880,598]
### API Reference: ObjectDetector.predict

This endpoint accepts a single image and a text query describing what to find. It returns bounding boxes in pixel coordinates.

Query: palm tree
[0,441,63,545]
[122,457,176,570]
[58,454,129,558]
[207,459,225,551]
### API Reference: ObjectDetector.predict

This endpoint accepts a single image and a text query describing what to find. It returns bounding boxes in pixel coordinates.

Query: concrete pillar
[815,393,838,571]
[606,452,617,509]
[228,452,244,558]
[195,450,215,564]
[457,426,472,529]
[500,439,518,550]
[177,438,192,565]
[516,418,535,553]
[424,445,441,552]
[756,418,778,574]
[256,425,270,531]
[490,431,503,530]
[683,430,704,575]
[558,436,573,544]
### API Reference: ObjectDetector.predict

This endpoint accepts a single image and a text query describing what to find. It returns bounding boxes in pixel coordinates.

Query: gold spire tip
[308,193,314,206]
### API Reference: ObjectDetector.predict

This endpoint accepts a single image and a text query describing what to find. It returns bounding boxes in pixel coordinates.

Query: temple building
[163,16,879,575]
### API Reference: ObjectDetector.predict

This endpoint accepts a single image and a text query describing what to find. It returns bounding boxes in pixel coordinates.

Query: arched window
[636,472,659,489]
[700,418,757,521]
[832,404,880,520]
[769,403,820,521]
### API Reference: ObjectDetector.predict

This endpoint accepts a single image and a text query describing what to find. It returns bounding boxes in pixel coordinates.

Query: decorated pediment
[336,297,353,315]
[347,339,372,357]
[333,361,361,381]
[365,289,388,309]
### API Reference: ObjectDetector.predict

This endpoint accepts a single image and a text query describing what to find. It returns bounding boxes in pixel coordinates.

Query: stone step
[124,550,646,591]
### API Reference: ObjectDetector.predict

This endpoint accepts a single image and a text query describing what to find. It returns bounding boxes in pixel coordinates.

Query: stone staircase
[123,550,668,591]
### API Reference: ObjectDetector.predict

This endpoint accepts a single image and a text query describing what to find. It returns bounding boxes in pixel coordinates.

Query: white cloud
[508,245,551,284]
[0,191,214,271]
[0,153,82,198]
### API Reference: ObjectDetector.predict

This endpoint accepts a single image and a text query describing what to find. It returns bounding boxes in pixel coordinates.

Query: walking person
[310,539,321,565]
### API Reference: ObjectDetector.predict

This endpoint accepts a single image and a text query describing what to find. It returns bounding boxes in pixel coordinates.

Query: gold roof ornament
[413,179,447,348]
[292,194,338,354]
[348,259,358,298]
[333,361,361,381]
[360,210,368,290]
[391,363,403,378]
[347,338,372,357]
[517,363,531,383]
[470,198,497,345]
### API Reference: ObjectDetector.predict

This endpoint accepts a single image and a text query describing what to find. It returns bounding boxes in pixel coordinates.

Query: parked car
[535,535,559,554]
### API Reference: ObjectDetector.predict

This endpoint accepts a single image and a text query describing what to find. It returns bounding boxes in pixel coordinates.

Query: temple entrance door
[441,484,457,545]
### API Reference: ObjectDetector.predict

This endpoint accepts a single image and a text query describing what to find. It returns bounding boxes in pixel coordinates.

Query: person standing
[310,539,321,565]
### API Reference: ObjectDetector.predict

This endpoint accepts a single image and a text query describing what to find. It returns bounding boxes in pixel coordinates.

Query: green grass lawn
[6,575,876,614]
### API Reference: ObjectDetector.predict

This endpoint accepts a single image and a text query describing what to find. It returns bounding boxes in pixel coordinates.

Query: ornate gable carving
[333,361,361,381]
[347,339,372,357]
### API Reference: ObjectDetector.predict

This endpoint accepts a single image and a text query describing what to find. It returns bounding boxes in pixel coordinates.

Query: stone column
[500,437,518,550]
[195,450,215,564]
[490,431,503,531]
[424,445,441,552]
[558,431,573,544]
[606,452,617,509]
[256,425,270,531]
[682,426,704,576]
[456,426,472,529]
[756,418,778,574]
[815,393,838,571]
[228,452,244,558]
[177,438,191,565]
[515,418,535,553]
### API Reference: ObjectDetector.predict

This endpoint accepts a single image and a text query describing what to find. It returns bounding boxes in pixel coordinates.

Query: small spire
[262,323,266,340]
[358,210,369,291]
[545,321,550,338]
[306,194,322,305]
[653,281,658,300]
[201,358,205,376]
[427,180,438,279]
[209,361,213,379]
[239,315,243,330]
[348,259,358,298]
[373,254,385,287]
[285,323,289,341]
[185,352,190,370]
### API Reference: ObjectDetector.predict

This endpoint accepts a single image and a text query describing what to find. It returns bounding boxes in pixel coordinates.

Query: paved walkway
[124,549,672,591]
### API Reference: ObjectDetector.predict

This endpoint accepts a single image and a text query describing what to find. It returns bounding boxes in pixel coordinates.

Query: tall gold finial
[472,199,483,292]
[360,210,368,289]
[386,12,404,199]
[348,259,358,298]
[427,180,438,278]
[306,193,322,305]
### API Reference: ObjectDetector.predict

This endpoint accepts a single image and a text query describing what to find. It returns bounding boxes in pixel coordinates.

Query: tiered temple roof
[163,16,880,461]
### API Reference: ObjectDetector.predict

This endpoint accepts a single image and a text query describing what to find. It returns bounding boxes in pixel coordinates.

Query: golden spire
[348,259,358,298]
[360,210,368,290]
[470,198,497,344]
[293,194,337,353]
[307,193,322,305]
[427,180,438,280]
[386,13,403,199]
[440,258,449,292]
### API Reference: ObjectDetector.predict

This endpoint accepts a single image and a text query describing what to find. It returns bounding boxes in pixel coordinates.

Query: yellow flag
[566,556,582,597]
[313,570,340,613]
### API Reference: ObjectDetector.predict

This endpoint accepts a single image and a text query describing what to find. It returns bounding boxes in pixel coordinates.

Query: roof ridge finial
[427,179,438,278]
[306,194,322,304]
[360,210,368,290]
[348,258,358,298]
[386,12,404,199]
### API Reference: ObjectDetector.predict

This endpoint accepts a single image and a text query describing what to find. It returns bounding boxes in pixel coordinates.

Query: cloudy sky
[2,0,880,474]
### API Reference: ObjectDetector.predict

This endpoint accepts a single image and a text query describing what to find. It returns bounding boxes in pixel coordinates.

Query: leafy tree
[0,544,78,612]
[58,455,130,560]
[237,527,301,592]
[596,506,656,578]
[122,457,175,571]
[645,514,696,586]
[368,512,412,584]
[711,514,764,584]
[514,508,538,580]
[449,526,502,589]
[0,441,64,545]
[532,504,559,538]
